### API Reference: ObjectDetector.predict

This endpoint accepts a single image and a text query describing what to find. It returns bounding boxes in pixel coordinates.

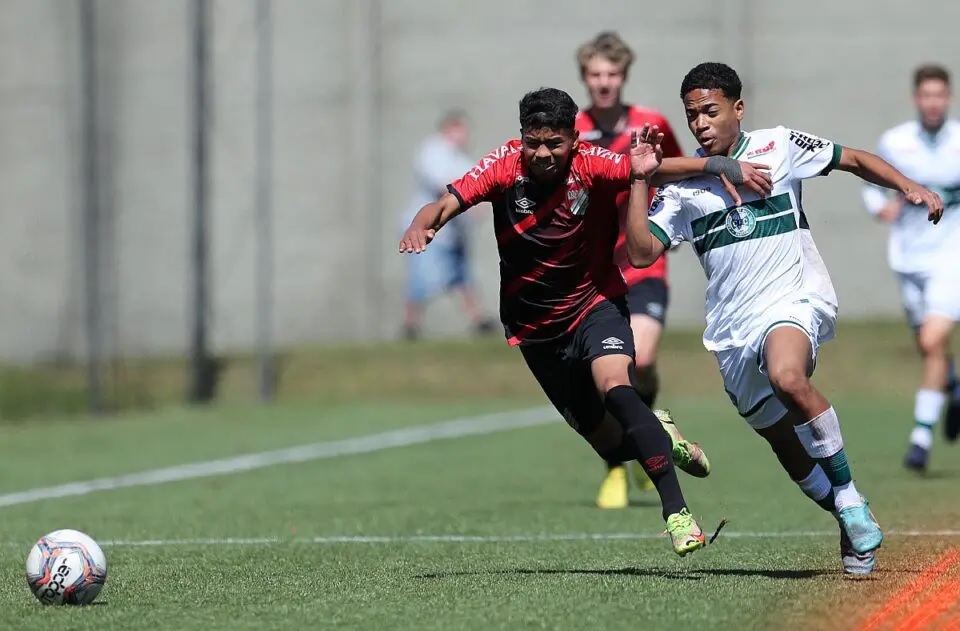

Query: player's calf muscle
[756,415,818,481]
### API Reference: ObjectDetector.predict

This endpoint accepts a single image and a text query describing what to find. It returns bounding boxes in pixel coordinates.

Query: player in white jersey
[861,64,960,471]
[625,63,944,575]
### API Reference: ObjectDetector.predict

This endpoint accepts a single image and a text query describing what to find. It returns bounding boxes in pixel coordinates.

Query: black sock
[638,388,656,409]
[815,490,836,514]
[604,385,686,520]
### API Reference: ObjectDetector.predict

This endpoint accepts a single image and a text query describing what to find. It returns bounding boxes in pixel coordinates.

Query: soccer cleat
[631,462,656,492]
[654,409,711,478]
[903,443,929,472]
[596,466,629,509]
[837,499,883,555]
[839,524,877,575]
[665,508,706,556]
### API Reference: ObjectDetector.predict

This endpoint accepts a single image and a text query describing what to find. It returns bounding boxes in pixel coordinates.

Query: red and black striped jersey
[447,139,631,346]
[575,105,684,286]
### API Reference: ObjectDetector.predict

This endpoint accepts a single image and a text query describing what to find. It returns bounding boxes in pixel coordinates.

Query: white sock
[911,389,945,449]
[794,407,862,511]
[796,464,833,510]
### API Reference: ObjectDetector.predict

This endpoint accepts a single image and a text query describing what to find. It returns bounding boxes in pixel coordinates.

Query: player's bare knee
[769,367,812,407]
[918,329,949,358]
[597,373,631,396]
[634,347,657,369]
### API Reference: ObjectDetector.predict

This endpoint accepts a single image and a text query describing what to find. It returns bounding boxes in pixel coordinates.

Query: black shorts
[625,278,669,325]
[519,298,635,437]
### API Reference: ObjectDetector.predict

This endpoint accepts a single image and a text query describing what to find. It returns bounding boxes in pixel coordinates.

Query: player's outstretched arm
[625,128,666,268]
[650,156,772,204]
[836,147,944,224]
[624,177,665,268]
[399,193,462,254]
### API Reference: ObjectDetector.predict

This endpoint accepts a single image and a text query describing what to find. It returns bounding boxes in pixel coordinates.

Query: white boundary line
[0,406,556,509]
[7,530,960,548]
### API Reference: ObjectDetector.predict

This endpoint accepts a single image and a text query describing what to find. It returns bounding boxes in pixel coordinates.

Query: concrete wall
[2,0,958,362]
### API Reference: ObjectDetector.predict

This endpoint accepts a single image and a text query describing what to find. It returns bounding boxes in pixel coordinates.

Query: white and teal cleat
[836,498,883,556]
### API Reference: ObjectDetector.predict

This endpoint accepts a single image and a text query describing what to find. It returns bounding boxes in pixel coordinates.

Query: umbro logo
[601,336,624,350]
[515,197,536,213]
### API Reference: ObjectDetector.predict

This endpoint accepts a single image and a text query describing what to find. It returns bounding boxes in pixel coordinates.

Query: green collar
[729,132,748,158]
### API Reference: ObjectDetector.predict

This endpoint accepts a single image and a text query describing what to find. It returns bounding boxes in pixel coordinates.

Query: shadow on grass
[416,567,831,581]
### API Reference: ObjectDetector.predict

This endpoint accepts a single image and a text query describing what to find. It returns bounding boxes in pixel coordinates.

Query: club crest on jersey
[725,206,757,238]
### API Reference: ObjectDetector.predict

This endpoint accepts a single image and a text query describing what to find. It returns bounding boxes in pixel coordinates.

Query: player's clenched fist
[399,226,436,254]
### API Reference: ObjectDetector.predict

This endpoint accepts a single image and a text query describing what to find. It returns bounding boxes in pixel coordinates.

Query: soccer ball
[25,529,108,606]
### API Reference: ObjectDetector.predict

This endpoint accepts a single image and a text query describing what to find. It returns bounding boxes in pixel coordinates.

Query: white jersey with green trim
[861,119,960,273]
[649,126,841,352]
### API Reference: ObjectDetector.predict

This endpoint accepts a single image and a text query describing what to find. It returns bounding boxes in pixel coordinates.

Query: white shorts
[713,298,837,430]
[897,269,960,329]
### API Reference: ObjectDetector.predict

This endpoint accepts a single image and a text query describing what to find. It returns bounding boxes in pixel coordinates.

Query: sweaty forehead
[683,88,727,109]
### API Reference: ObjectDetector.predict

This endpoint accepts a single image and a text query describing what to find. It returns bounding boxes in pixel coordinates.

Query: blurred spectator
[399,111,496,340]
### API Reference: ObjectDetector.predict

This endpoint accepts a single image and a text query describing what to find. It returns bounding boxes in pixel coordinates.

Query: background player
[574,31,690,509]
[624,62,943,573]
[399,110,497,340]
[400,88,712,555]
[861,64,960,472]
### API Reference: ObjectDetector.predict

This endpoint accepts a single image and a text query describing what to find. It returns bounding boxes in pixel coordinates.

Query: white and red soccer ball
[25,529,107,606]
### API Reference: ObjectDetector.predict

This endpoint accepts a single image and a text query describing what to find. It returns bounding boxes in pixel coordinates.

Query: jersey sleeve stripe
[650,223,671,248]
[820,144,843,176]
[446,183,466,208]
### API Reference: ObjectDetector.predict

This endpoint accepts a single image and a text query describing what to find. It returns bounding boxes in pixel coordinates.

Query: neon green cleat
[665,508,706,556]
[654,409,711,478]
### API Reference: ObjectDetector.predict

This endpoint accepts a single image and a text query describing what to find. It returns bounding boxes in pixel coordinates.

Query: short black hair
[519,87,578,132]
[914,64,950,89]
[680,62,743,100]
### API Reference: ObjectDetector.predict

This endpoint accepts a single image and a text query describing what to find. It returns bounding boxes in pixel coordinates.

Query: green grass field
[1,321,959,630]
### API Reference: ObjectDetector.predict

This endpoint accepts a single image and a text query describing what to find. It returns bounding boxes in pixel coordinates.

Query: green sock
[819,450,852,486]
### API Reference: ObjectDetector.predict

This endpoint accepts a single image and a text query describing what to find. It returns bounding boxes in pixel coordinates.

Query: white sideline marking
[0,406,556,509]
[7,530,960,548]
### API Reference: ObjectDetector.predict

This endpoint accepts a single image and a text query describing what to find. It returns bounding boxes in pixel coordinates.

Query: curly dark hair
[518,87,578,132]
[680,62,743,100]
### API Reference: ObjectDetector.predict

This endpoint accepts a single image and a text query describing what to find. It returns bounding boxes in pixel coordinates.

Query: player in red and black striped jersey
[400,88,708,555]
[575,31,688,508]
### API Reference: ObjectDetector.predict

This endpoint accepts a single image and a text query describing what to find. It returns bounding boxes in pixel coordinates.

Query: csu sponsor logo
[468,143,521,180]
[789,131,828,152]
[746,140,776,158]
